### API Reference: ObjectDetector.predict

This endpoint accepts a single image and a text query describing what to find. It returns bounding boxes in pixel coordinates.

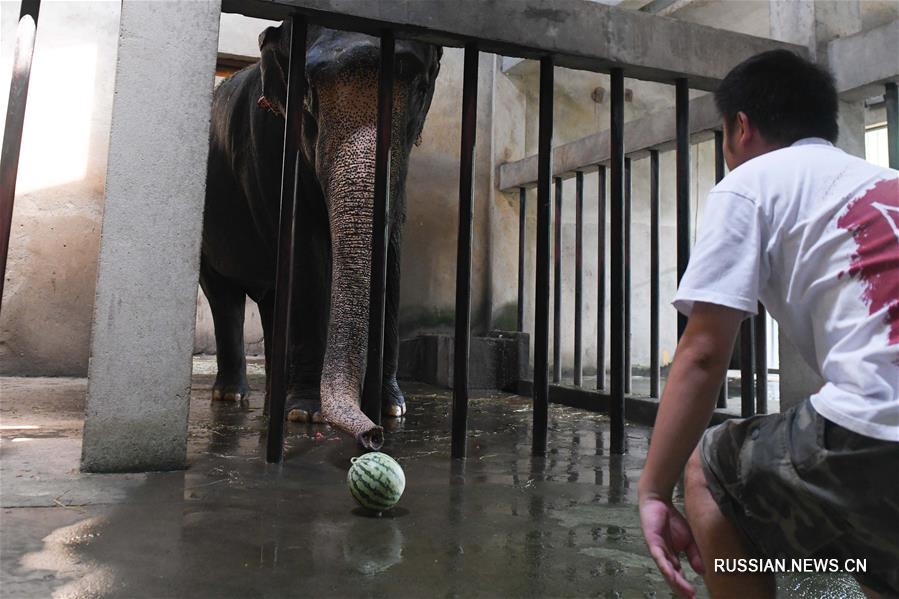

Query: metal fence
[2,0,897,465]
[509,103,772,415]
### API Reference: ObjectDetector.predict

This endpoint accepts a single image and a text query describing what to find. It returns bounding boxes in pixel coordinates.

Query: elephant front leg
[200,259,250,402]
[286,215,330,424]
[381,231,406,418]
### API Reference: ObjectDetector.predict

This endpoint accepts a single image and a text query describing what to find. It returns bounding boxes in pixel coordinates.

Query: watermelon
[347,452,406,512]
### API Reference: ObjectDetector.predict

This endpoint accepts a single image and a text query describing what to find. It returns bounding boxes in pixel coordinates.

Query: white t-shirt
[673,138,899,442]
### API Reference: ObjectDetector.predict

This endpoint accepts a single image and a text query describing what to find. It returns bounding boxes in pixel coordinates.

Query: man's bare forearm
[638,305,742,502]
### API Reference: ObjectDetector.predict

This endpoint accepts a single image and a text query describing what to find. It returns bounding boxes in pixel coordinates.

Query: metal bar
[596,165,607,391]
[609,68,626,454]
[623,157,632,394]
[574,171,584,387]
[532,56,554,455]
[740,318,755,418]
[0,0,41,311]
[266,17,307,463]
[754,303,768,415]
[649,150,660,398]
[714,130,727,409]
[361,31,395,423]
[675,78,690,340]
[451,43,479,460]
[517,186,527,332]
[886,82,898,170]
[553,176,563,384]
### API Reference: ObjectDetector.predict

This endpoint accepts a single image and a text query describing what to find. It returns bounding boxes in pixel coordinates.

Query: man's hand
[639,494,705,598]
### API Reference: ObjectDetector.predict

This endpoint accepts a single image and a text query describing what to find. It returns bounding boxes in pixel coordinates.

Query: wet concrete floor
[1,358,862,598]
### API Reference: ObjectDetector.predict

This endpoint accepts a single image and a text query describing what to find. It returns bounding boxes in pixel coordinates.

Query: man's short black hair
[714,49,839,146]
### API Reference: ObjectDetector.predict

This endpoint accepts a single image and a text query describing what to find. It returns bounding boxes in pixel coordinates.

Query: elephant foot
[382,376,406,418]
[356,426,384,450]
[211,378,249,402]
[286,391,325,423]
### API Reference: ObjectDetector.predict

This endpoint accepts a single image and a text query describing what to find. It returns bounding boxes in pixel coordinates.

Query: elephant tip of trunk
[356,426,384,451]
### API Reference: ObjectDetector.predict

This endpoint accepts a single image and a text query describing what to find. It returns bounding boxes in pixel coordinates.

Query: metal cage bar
[596,165,607,392]
[532,56,554,455]
[517,186,527,332]
[649,149,660,398]
[609,67,626,454]
[675,78,690,340]
[574,171,584,387]
[266,17,308,463]
[553,176,563,384]
[714,130,728,409]
[450,42,479,459]
[740,319,756,418]
[886,82,898,170]
[0,0,41,310]
[361,31,396,424]
[624,156,632,394]
[754,303,768,415]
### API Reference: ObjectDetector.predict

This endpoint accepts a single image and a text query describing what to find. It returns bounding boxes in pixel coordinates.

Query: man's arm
[640,302,744,498]
[638,302,744,596]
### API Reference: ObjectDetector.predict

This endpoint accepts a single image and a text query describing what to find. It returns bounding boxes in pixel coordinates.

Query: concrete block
[81,1,222,472]
[399,331,529,391]
[227,0,805,90]
[827,19,899,101]
[498,93,719,190]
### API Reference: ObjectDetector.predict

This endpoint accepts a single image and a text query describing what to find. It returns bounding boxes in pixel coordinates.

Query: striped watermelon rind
[347,452,406,512]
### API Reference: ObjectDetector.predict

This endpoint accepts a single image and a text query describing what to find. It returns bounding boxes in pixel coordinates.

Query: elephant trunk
[313,67,408,449]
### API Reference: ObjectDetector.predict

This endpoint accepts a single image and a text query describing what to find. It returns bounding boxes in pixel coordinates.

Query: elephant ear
[257,24,288,116]
[408,46,443,148]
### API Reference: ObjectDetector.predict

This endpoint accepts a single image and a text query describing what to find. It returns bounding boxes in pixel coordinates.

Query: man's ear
[735,111,752,145]
[257,24,287,116]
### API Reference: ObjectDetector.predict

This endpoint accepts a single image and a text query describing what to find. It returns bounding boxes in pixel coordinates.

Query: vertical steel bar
[266,17,307,463]
[451,43,479,460]
[574,171,584,387]
[740,318,756,418]
[886,82,898,170]
[675,78,690,340]
[361,31,395,423]
[609,68,626,454]
[517,187,527,332]
[714,130,728,409]
[649,150,660,398]
[596,166,607,391]
[624,157,632,394]
[532,57,554,455]
[553,176,563,384]
[754,303,768,415]
[0,0,41,310]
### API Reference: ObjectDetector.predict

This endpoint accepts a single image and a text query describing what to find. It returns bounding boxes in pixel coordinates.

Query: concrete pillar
[81,1,221,472]
[769,0,862,411]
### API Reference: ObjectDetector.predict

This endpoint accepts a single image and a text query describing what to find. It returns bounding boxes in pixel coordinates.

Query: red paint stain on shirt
[837,177,899,345]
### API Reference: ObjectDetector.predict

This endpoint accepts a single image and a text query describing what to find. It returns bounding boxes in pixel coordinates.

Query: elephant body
[201,22,441,448]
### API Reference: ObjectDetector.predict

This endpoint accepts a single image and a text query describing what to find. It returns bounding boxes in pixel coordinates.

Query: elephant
[200,21,442,449]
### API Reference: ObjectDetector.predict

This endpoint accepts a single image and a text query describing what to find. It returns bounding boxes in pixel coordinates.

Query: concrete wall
[488,1,767,377]
[1,1,891,380]
[0,7,273,372]
[0,2,121,375]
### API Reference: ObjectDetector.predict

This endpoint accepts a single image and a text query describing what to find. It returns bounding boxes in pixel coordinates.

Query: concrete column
[81,1,221,472]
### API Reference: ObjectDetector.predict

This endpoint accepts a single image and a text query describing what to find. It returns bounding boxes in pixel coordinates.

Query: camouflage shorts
[700,399,899,595]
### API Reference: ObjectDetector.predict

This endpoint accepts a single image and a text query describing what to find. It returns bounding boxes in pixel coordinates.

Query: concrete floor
[1,357,863,598]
